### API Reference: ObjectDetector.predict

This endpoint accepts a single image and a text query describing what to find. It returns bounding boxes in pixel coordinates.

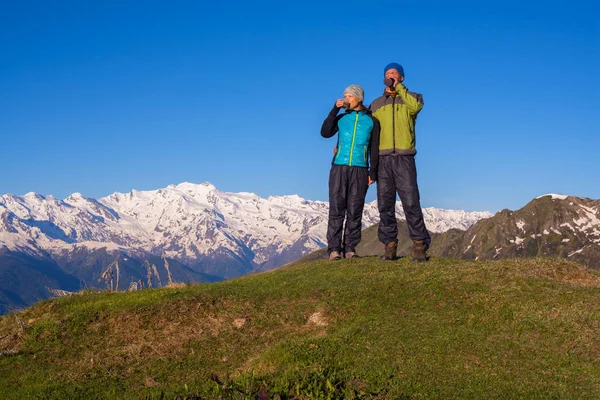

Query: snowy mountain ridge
[0,182,492,268]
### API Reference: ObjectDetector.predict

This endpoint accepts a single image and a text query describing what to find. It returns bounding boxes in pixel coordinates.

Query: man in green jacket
[370,63,430,262]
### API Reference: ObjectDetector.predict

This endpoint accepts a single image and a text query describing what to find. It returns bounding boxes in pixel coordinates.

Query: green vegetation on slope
[1,257,600,399]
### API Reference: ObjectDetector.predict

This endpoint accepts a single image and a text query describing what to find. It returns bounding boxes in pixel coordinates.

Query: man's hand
[385,78,398,97]
[335,99,345,108]
[368,177,375,185]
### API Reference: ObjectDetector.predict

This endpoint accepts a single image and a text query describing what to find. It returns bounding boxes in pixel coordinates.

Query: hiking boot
[345,251,357,259]
[329,251,342,261]
[412,240,428,262]
[381,241,397,261]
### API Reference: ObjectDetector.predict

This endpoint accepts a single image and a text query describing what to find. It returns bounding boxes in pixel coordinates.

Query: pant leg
[377,156,399,245]
[327,165,348,253]
[344,167,369,252]
[394,156,431,246]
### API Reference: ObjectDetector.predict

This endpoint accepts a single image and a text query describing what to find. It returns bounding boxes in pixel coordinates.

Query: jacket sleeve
[321,104,342,138]
[395,83,424,116]
[368,116,380,181]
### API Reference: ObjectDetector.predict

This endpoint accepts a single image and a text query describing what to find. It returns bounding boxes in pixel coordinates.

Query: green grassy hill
[1,257,600,399]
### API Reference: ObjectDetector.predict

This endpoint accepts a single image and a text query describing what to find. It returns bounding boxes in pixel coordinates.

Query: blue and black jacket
[321,104,380,181]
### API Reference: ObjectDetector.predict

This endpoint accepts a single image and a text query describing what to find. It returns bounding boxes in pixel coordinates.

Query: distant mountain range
[434,194,600,268]
[0,182,491,314]
[298,194,600,271]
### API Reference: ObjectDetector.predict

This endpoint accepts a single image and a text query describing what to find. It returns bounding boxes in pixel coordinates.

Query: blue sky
[1,1,598,212]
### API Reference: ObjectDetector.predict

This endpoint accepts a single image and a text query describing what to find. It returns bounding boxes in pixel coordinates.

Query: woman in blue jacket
[321,84,380,260]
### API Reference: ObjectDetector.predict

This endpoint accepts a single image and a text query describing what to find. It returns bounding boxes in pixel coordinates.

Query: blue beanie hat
[384,62,404,78]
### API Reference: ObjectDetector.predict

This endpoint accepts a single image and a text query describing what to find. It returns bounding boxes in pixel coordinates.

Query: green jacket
[369,83,423,156]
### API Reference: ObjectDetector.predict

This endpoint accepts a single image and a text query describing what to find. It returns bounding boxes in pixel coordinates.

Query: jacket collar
[344,107,368,115]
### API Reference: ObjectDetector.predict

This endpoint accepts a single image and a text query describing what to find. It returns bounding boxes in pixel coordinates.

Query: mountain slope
[432,194,600,269]
[0,249,80,315]
[1,257,599,399]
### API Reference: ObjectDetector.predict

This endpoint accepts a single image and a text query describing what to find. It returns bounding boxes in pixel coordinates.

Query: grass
[1,257,600,399]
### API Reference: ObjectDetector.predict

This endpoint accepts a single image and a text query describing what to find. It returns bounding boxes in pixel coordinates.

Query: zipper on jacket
[392,96,396,154]
[349,113,359,166]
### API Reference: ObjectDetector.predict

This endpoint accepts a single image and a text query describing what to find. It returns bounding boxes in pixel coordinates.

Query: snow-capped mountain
[0,182,491,272]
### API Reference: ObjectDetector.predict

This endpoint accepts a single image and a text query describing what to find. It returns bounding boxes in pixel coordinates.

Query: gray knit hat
[344,84,364,101]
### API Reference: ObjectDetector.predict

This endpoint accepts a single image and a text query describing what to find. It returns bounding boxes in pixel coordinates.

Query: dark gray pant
[327,165,369,254]
[377,155,431,246]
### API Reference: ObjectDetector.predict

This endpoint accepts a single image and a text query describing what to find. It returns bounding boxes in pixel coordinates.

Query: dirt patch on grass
[98,299,235,359]
[543,263,600,286]
[233,318,247,328]
[524,260,600,287]
[477,259,600,288]
[307,311,328,327]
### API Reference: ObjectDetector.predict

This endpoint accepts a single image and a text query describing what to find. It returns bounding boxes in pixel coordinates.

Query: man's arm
[395,83,424,115]
[321,104,343,138]
[368,116,380,183]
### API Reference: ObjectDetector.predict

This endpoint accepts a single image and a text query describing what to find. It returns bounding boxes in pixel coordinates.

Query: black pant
[377,155,431,246]
[327,165,369,254]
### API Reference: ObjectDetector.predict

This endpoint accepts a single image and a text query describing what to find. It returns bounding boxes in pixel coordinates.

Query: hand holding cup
[384,78,397,97]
